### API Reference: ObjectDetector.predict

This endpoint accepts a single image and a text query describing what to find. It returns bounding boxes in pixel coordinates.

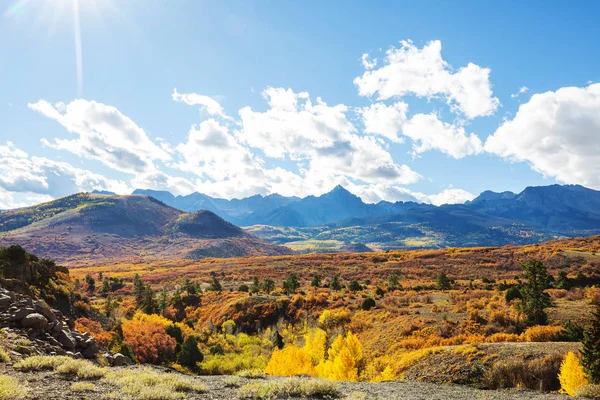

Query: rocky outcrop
[0,287,101,360]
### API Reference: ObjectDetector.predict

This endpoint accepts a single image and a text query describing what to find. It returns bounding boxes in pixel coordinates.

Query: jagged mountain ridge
[133,184,600,234]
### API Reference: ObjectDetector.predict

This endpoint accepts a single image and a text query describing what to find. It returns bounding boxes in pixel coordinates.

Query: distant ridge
[0,193,291,264]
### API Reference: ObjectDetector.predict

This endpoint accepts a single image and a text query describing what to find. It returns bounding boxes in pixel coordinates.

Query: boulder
[21,313,48,329]
[82,342,100,359]
[0,294,10,309]
[57,330,76,350]
[112,353,132,366]
[10,307,34,321]
[34,300,56,322]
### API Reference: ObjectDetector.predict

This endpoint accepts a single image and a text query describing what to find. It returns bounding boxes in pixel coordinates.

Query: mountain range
[135,184,600,251]
[0,193,291,264]
[2,184,600,259]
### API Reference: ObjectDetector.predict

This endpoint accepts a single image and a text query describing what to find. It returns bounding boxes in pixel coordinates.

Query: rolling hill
[0,193,291,264]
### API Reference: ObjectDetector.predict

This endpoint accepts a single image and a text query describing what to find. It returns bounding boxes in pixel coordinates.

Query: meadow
[49,235,600,395]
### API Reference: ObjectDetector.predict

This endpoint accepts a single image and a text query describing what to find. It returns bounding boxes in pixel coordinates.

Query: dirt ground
[1,363,569,400]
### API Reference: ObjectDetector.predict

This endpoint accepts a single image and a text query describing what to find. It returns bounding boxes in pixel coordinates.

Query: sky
[1,0,600,209]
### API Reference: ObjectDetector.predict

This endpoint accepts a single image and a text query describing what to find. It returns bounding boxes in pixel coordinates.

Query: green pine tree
[519,260,551,325]
[582,301,600,383]
[177,336,204,372]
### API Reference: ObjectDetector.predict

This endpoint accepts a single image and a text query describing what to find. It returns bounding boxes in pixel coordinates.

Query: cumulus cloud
[350,183,475,206]
[172,88,231,119]
[401,113,483,158]
[0,143,130,201]
[485,83,600,188]
[30,99,170,174]
[359,101,408,142]
[359,102,483,158]
[237,87,422,185]
[354,40,499,119]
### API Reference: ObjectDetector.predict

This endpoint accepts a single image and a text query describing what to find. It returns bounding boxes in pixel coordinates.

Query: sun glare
[3,0,112,98]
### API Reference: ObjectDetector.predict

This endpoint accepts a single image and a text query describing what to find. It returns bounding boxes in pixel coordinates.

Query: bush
[360,298,376,311]
[505,287,522,302]
[522,325,565,342]
[484,354,563,391]
[559,352,588,395]
[122,314,177,363]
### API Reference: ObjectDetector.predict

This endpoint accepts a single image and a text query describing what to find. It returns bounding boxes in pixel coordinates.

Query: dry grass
[71,382,97,392]
[0,347,9,363]
[14,355,106,379]
[236,369,267,379]
[0,375,28,400]
[104,367,206,400]
[238,378,340,399]
[224,376,244,387]
[14,355,72,371]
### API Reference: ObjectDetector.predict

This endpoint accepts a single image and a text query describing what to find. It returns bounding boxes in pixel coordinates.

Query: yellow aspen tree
[559,352,588,396]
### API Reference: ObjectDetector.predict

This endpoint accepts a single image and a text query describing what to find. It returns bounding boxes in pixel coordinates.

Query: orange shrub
[486,333,522,343]
[74,317,115,346]
[521,325,564,342]
[122,313,177,363]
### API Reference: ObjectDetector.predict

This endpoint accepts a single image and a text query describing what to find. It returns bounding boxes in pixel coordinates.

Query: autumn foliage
[559,352,588,396]
[74,317,115,346]
[265,329,363,382]
[122,313,177,363]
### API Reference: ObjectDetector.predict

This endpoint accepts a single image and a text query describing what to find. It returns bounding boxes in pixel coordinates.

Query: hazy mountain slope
[132,189,300,224]
[0,194,291,264]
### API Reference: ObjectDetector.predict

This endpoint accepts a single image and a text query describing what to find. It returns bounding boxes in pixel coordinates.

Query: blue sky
[1,0,599,208]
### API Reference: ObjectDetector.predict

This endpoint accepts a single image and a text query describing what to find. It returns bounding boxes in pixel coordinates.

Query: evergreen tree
[387,273,400,291]
[348,280,362,291]
[311,274,322,288]
[177,336,203,372]
[283,273,300,295]
[141,286,157,314]
[262,278,275,294]
[251,276,260,294]
[436,272,452,290]
[133,274,144,306]
[85,273,96,292]
[519,260,551,325]
[208,277,222,292]
[582,301,600,383]
[158,288,169,315]
[555,270,573,289]
[329,276,342,291]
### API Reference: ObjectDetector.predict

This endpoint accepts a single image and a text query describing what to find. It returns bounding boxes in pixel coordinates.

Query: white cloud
[359,102,483,158]
[130,171,197,196]
[0,143,130,202]
[361,53,377,70]
[485,83,600,188]
[30,99,170,174]
[511,86,529,99]
[237,87,422,185]
[359,101,408,142]
[424,187,476,206]
[172,88,231,119]
[349,183,475,205]
[401,113,483,158]
[354,40,499,119]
